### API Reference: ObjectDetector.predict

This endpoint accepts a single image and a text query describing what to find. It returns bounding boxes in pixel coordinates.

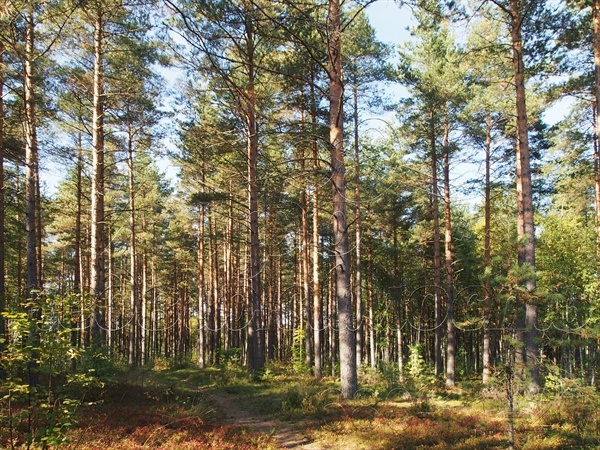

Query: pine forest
[2,0,600,448]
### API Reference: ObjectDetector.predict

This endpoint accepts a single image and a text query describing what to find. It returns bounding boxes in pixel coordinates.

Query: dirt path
[209,393,324,449]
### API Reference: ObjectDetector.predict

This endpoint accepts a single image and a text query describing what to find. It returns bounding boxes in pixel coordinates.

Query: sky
[365,1,485,207]
[366,0,413,48]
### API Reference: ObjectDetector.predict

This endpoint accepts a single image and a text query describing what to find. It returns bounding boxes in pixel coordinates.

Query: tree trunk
[206,211,215,363]
[267,203,278,361]
[443,120,456,387]
[328,0,357,399]
[328,271,338,377]
[212,214,221,363]
[226,190,235,355]
[592,0,600,263]
[224,189,234,354]
[368,217,376,368]
[430,110,444,378]
[312,121,322,379]
[393,219,403,379]
[245,13,264,373]
[353,84,363,368]
[24,10,40,387]
[141,237,148,366]
[509,0,539,392]
[70,135,83,370]
[197,203,206,368]
[90,6,106,344]
[483,113,493,385]
[151,249,158,359]
[310,73,322,378]
[128,134,138,367]
[0,43,5,352]
[301,154,313,368]
[107,227,114,354]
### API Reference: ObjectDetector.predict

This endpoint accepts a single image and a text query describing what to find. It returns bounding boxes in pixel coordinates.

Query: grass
[2,362,600,449]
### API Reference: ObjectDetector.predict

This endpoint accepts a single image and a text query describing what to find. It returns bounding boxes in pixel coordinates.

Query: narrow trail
[209,393,325,449]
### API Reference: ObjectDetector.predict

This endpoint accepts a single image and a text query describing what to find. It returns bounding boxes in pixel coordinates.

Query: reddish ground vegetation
[67,382,274,450]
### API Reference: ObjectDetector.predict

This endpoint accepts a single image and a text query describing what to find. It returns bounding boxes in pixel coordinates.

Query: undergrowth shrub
[291,329,310,375]
[404,344,436,399]
[358,365,386,393]
[220,347,242,366]
[0,294,103,449]
[281,388,304,411]
[532,367,600,443]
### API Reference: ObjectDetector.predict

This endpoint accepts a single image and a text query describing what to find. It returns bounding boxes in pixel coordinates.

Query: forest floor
[208,391,323,449]
[2,362,600,449]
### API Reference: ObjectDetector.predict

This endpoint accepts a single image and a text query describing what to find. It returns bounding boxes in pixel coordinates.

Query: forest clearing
[3,0,600,448]
[2,361,600,449]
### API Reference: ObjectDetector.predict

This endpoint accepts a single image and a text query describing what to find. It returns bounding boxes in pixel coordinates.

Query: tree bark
[90,5,106,344]
[0,42,5,352]
[301,152,313,368]
[24,10,40,387]
[443,120,456,387]
[141,232,148,366]
[107,226,114,354]
[509,0,539,392]
[368,215,376,368]
[353,83,363,368]
[328,0,357,399]
[207,210,216,364]
[312,161,322,378]
[244,10,264,373]
[127,132,138,367]
[592,0,600,262]
[393,219,403,379]
[197,202,206,368]
[267,201,278,361]
[212,211,221,363]
[310,73,322,378]
[70,135,83,370]
[483,113,493,385]
[430,110,444,378]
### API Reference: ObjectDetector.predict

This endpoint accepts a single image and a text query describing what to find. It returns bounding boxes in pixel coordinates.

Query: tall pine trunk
[430,110,443,377]
[197,202,206,368]
[592,0,600,262]
[310,74,323,379]
[90,5,106,344]
[509,0,539,392]
[24,10,40,387]
[70,135,83,370]
[328,0,357,399]
[245,13,264,373]
[483,113,493,384]
[368,216,376,368]
[141,236,148,365]
[443,120,456,386]
[0,43,5,353]
[127,134,138,367]
[353,84,363,368]
[267,203,278,361]
[301,151,313,368]
[393,220,403,379]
